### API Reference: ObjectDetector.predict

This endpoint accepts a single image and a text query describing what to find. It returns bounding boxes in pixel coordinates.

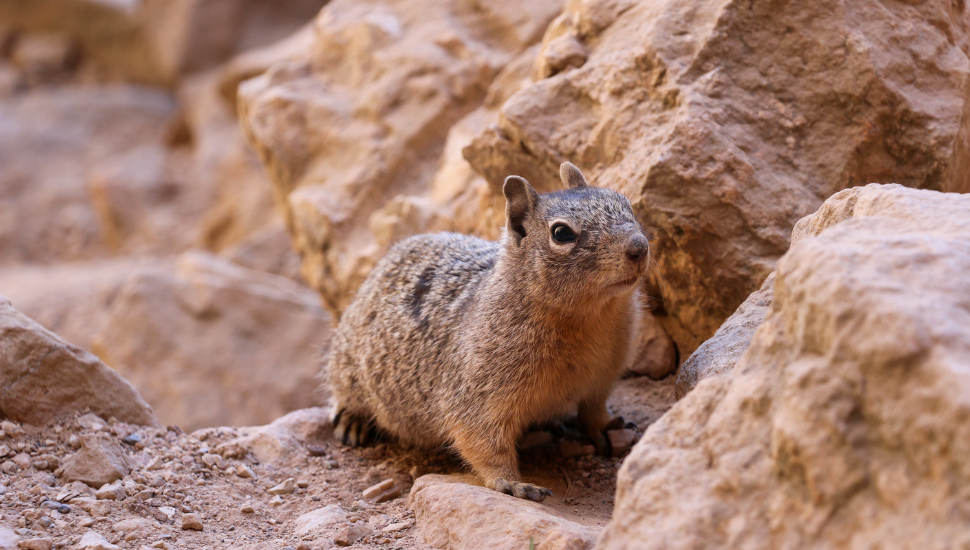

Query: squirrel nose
[625,234,649,264]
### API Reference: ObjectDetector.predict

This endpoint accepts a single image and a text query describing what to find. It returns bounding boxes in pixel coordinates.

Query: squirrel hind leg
[333,410,379,447]
[453,431,553,502]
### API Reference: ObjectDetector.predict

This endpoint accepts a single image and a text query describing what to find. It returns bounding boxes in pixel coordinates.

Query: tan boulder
[462,0,970,357]
[599,184,970,550]
[673,272,774,397]
[92,251,331,431]
[408,474,597,550]
[239,0,563,316]
[0,295,158,427]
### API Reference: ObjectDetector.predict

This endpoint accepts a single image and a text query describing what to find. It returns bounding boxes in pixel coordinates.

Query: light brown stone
[626,312,678,379]
[334,523,371,546]
[408,474,597,550]
[76,531,119,550]
[0,296,158,427]
[600,184,970,550]
[180,513,203,531]
[293,505,346,537]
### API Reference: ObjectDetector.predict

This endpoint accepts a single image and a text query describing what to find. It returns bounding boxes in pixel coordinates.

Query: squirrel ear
[560,162,589,189]
[503,175,538,243]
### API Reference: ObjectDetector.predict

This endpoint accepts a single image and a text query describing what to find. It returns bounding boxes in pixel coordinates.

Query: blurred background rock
[0,0,329,431]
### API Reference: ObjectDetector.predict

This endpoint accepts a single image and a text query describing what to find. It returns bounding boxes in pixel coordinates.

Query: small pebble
[268,496,283,507]
[382,521,412,533]
[362,479,401,503]
[268,478,295,495]
[236,465,255,479]
[306,445,327,457]
[334,523,371,546]
[181,513,203,531]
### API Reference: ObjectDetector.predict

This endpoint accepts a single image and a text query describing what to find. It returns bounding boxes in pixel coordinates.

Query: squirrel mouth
[610,275,640,288]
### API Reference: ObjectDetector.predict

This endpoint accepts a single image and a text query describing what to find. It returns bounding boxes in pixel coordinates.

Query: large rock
[673,272,774,397]
[0,295,158,427]
[240,0,563,315]
[408,474,597,550]
[599,184,970,550]
[461,0,970,356]
[92,251,332,431]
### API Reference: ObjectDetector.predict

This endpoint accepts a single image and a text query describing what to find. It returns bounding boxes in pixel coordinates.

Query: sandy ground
[0,375,676,549]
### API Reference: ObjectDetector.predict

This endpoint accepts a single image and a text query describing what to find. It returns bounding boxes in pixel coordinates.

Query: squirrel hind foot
[333,410,378,447]
[494,478,553,502]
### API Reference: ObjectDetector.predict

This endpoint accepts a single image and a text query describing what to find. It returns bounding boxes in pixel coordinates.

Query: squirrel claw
[333,412,374,447]
[495,478,553,502]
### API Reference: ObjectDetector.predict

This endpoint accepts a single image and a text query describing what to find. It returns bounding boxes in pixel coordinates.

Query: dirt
[0,375,676,549]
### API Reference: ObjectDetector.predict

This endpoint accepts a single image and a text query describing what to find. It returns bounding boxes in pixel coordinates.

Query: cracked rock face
[239,0,563,317]
[462,0,970,356]
[0,296,158,427]
[242,0,970,362]
[600,184,970,550]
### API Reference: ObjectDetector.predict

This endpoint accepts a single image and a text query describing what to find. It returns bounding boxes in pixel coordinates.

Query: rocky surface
[600,184,970,549]
[673,272,774,398]
[0,297,158,427]
[460,0,970,357]
[0,374,674,550]
[239,0,970,369]
[91,252,332,432]
[239,0,564,316]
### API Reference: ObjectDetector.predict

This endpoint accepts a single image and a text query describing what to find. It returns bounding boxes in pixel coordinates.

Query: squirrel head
[501,162,649,301]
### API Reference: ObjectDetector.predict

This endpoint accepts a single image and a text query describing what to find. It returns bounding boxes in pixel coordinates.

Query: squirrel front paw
[332,411,375,447]
[494,478,553,502]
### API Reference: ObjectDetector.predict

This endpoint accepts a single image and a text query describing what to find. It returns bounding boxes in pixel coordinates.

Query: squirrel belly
[325,162,649,502]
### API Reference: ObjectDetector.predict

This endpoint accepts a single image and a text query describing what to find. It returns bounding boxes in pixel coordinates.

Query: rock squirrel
[326,162,649,501]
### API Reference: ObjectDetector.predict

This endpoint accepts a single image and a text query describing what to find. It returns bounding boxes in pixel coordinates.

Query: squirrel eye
[551,223,578,244]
